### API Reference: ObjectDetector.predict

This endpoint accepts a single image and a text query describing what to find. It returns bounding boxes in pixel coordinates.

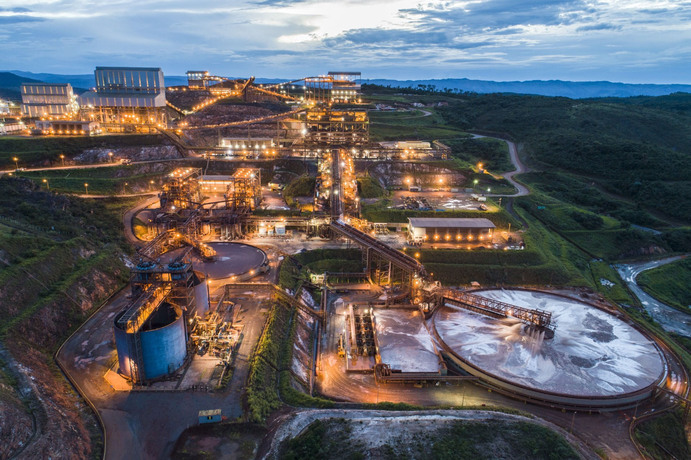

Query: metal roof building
[408,217,495,243]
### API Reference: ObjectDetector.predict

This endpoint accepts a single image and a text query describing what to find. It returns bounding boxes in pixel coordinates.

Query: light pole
[108,151,113,163]
[42,178,49,190]
[60,154,65,166]
[84,183,89,195]
[150,179,155,191]
[13,157,19,170]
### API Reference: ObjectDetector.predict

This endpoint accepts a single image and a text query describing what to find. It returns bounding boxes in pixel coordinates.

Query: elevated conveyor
[330,220,427,278]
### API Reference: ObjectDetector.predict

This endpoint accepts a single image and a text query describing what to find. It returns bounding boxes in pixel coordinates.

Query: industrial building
[0,99,11,115]
[34,119,102,136]
[304,71,361,103]
[304,108,369,146]
[187,70,210,89]
[407,217,495,244]
[79,67,167,133]
[21,83,78,118]
[159,168,203,212]
[199,169,262,211]
[220,137,276,156]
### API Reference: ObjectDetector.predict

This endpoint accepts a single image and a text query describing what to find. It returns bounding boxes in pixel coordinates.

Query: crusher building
[79,67,167,133]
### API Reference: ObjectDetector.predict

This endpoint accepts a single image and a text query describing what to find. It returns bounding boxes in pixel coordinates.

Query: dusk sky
[2,0,690,83]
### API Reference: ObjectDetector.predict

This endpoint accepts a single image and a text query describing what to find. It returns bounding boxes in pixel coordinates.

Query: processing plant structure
[105,68,675,417]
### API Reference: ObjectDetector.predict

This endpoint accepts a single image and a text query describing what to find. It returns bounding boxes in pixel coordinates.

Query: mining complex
[14,66,684,457]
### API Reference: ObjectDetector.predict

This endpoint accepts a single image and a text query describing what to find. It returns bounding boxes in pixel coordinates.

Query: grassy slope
[14,165,164,195]
[0,134,165,169]
[637,258,691,312]
[0,177,135,458]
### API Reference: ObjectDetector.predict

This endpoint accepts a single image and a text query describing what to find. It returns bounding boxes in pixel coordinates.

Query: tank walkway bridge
[437,289,553,331]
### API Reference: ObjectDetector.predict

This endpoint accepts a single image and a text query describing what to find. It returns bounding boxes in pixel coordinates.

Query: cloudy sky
[1,0,690,83]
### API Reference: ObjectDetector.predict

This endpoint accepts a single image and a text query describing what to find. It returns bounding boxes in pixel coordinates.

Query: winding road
[471,134,530,197]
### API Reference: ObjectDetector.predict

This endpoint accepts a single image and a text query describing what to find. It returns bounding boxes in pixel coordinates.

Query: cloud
[0,0,690,83]
[576,23,622,32]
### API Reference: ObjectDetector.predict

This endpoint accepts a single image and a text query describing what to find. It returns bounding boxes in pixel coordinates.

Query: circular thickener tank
[162,242,267,279]
[114,303,187,381]
[433,289,667,407]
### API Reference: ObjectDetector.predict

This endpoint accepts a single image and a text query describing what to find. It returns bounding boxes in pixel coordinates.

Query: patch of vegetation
[279,248,363,291]
[368,108,467,142]
[635,409,690,460]
[637,258,691,312]
[434,92,691,223]
[282,175,315,208]
[281,419,364,460]
[588,261,636,305]
[446,136,513,172]
[357,175,385,198]
[430,420,578,460]
[519,172,667,229]
[245,302,292,423]
[0,177,134,457]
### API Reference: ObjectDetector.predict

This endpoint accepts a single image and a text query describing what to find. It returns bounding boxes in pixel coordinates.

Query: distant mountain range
[2,71,690,99]
[366,78,691,99]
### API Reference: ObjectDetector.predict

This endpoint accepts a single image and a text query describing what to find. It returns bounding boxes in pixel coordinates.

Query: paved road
[55,279,275,459]
[615,256,691,337]
[0,162,122,176]
[122,196,160,245]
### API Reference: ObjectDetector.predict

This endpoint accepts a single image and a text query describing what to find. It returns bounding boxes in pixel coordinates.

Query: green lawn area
[369,109,468,142]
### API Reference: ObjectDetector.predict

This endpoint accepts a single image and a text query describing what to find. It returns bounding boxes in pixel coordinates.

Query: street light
[60,154,65,166]
[42,178,49,190]
[108,151,113,162]
[13,157,18,170]
[84,183,89,195]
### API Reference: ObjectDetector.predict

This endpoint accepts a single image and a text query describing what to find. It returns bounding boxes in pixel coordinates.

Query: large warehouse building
[407,217,495,244]
[79,66,167,133]
[21,83,78,118]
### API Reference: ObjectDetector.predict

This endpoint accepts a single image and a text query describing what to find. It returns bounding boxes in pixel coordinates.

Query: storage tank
[114,302,187,381]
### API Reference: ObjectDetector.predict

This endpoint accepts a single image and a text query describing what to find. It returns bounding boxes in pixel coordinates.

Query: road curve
[470,134,530,197]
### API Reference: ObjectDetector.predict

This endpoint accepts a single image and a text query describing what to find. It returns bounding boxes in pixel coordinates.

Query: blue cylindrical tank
[113,303,187,381]
[140,305,187,379]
